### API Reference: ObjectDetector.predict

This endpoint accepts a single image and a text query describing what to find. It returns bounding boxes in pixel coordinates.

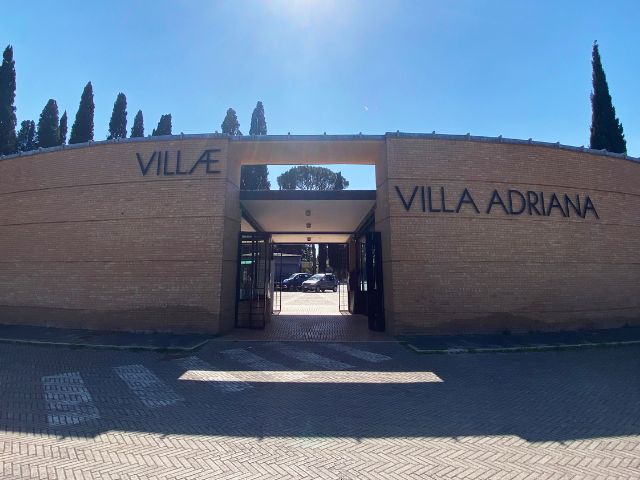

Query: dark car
[280,273,311,291]
[302,273,338,292]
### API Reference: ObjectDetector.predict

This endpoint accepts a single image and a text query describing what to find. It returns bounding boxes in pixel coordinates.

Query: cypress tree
[241,101,270,189]
[152,114,172,136]
[131,110,144,137]
[16,120,36,152]
[317,244,327,273]
[69,82,95,144]
[107,93,127,139]
[36,99,60,148]
[249,101,267,135]
[58,111,68,145]
[589,41,626,154]
[221,108,241,135]
[0,45,17,154]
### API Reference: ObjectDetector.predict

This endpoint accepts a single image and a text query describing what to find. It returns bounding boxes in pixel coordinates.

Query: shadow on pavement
[1,340,638,443]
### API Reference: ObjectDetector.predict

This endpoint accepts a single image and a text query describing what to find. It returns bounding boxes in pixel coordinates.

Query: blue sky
[2,0,639,189]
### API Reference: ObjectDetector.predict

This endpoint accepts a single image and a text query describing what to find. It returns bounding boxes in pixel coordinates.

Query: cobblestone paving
[277,291,341,315]
[222,291,389,341]
[0,340,639,479]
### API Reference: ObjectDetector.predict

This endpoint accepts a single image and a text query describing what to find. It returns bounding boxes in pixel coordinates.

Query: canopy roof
[240,190,376,243]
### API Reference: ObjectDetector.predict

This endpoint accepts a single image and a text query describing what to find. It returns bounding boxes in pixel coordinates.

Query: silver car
[301,273,338,292]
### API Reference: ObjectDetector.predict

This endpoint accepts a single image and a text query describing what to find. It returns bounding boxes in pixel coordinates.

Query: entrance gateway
[234,189,385,333]
[0,133,637,336]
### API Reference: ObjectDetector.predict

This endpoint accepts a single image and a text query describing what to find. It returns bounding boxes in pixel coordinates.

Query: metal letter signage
[394,185,599,219]
[136,149,221,176]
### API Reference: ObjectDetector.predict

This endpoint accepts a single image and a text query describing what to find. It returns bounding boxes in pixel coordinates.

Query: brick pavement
[223,291,390,342]
[0,339,639,479]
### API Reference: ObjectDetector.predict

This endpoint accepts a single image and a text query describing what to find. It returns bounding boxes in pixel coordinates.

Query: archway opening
[231,189,386,341]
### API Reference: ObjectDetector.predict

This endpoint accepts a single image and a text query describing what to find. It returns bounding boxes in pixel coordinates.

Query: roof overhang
[240,190,376,243]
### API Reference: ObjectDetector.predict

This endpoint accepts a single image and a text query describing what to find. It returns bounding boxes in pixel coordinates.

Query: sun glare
[179,370,444,384]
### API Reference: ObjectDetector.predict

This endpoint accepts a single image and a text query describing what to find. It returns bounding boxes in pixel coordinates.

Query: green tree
[328,171,348,275]
[58,111,68,145]
[277,166,350,274]
[241,166,271,190]
[69,82,94,144]
[130,110,144,137]
[327,243,348,279]
[241,102,269,189]
[249,101,267,135]
[108,92,127,139]
[36,99,60,148]
[152,114,172,136]
[16,120,36,152]
[276,166,349,190]
[221,107,242,135]
[0,45,17,154]
[333,171,347,190]
[301,244,316,270]
[317,243,328,273]
[589,41,626,154]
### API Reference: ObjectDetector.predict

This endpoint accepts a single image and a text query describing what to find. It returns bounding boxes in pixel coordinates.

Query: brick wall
[2,134,638,336]
[380,136,640,334]
[0,137,233,333]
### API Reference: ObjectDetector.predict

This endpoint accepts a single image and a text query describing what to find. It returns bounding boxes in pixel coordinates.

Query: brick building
[0,133,638,335]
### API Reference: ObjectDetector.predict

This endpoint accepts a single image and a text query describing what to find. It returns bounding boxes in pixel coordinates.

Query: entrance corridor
[222,291,390,342]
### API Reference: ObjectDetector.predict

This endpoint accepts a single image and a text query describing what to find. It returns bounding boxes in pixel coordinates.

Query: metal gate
[235,232,272,329]
[338,282,349,313]
[273,250,283,315]
[365,231,385,331]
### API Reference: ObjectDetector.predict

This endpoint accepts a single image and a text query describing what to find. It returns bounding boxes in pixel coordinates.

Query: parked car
[302,273,338,292]
[280,273,311,291]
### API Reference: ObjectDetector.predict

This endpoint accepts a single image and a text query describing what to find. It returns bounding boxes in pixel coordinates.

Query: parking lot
[277,289,341,315]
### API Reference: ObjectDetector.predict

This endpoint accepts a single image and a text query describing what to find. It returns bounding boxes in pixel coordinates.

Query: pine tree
[69,82,95,144]
[249,101,267,135]
[152,114,172,136]
[131,110,144,137]
[107,92,127,139]
[240,166,270,189]
[58,111,68,145]
[16,120,36,152]
[241,101,270,189]
[333,171,348,190]
[36,99,60,148]
[276,166,347,190]
[221,108,241,135]
[0,45,17,154]
[589,41,626,154]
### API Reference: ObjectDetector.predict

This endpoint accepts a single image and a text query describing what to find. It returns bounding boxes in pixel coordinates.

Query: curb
[0,336,212,352]
[404,339,640,354]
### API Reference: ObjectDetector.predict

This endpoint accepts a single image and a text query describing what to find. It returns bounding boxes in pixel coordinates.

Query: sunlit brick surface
[223,291,389,341]
[1,135,639,336]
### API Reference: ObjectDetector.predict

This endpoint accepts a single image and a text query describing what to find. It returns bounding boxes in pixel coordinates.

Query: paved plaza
[0,336,639,479]
[224,290,389,342]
